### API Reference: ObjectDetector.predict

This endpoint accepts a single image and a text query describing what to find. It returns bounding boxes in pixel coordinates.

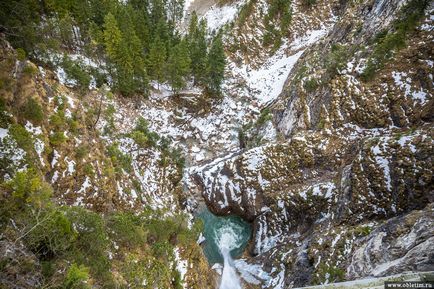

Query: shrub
[103,104,116,135]
[304,78,320,92]
[262,0,292,49]
[256,108,273,126]
[68,118,80,134]
[6,169,52,210]
[16,48,26,61]
[22,63,38,76]
[62,56,91,89]
[22,97,44,124]
[75,145,88,160]
[26,208,77,258]
[132,117,159,147]
[9,123,34,152]
[0,98,12,127]
[107,143,132,174]
[107,212,146,248]
[361,0,429,81]
[65,207,110,279]
[50,110,66,129]
[354,225,372,237]
[64,263,90,289]
[238,0,256,26]
[152,240,173,258]
[130,130,149,147]
[83,163,95,176]
[325,44,349,76]
[49,131,67,146]
[302,0,317,7]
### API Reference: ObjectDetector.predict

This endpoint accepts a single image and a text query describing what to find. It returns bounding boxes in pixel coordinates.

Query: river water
[197,208,252,289]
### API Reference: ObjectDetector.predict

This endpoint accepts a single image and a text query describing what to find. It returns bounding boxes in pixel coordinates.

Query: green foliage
[263,0,292,48]
[103,103,116,135]
[354,225,372,237]
[75,145,88,160]
[50,110,66,129]
[122,253,173,289]
[0,98,12,127]
[304,78,320,92]
[145,214,182,243]
[22,63,38,76]
[103,12,149,96]
[148,37,167,85]
[68,117,80,134]
[5,169,52,210]
[167,39,191,93]
[108,212,146,247]
[158,137,185,171]
[238,0,256,26]
[49,131,67,146]
[178,218,203,246]
[130,117,160,148]
[1,171,76,259]
[361,0,429,81]
[83,163,95,176]
[21,97,44,124]
[0,169,202,288]
[172,269,183,289]
[27,208,77,257]
[64,263,90,289]
[9,123,34,152]
[1,0,225,97]
[188,14,208,85]
[206,33,226,95]
[103,13,122,61]
[302,0,317,7]
[325,44,350,76]
[62,55,91,89]
[152,240,173,258]
[16,48,27,61]
[65,207,111,280]
[256,108,273,126]
[107,142,132,174]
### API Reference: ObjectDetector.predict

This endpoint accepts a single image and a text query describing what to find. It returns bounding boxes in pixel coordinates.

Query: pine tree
[167,39,191,93]
[188,11,199,37]
[167,0,185,24]
[103,12,148,95]
[188,15,208,85]
[206,32,226,95]
[58,13,74,48]
[148,37,167,88]
[103,13,122,62]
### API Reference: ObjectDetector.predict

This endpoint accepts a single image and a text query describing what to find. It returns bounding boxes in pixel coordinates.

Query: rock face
[190,0,434,287]
[346,206,434,278]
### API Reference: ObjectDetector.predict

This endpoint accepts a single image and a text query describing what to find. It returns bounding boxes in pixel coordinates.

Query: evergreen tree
[188,11,199,37]
[58,13,75,49]
[167,39,191,93]
[103,12,148,95]
[148,37,167,88]
[206,33,226,95]
[188,15,208,85]
[103,13,122,62]
[167,0,185,24]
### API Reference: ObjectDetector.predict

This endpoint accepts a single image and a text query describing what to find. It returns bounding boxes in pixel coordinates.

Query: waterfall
[217,227,242,289]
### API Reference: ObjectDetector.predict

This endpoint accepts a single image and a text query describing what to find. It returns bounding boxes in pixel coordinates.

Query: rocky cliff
[190,0,434,287]
[0,0,433,288]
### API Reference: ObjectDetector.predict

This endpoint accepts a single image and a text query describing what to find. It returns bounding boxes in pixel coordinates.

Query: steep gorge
[0,0,433,288]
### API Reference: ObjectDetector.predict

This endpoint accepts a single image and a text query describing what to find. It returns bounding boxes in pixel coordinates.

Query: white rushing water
[217,227,242,289]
